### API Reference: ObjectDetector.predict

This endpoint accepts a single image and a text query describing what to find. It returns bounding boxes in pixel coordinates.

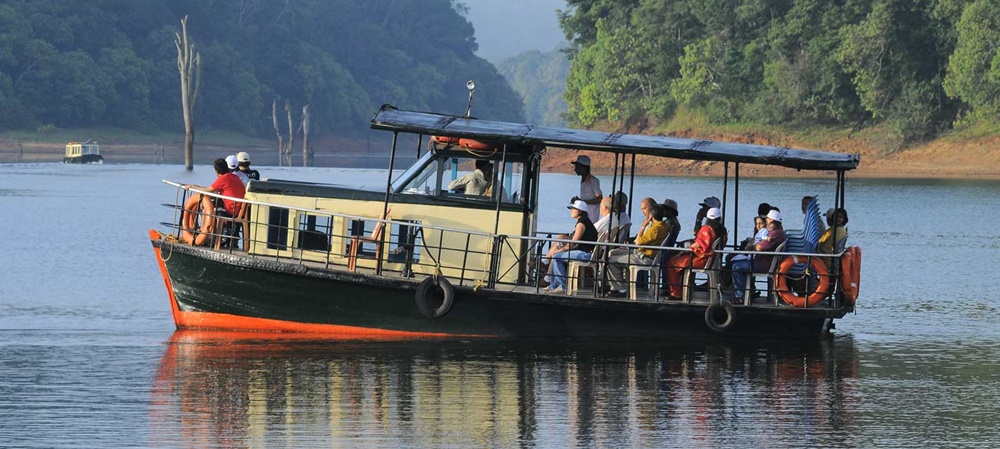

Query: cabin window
[296,214,332,252]
[266,207,290,250]
[397,157,444,195]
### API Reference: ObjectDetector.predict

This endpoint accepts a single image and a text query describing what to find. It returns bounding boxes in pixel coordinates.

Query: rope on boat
[159,233,175,262]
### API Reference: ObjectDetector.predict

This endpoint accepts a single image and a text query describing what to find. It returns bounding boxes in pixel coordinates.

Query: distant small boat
[63,139,104,164]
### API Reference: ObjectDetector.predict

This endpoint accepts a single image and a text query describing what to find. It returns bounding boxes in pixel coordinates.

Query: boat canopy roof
[371,105,859,171]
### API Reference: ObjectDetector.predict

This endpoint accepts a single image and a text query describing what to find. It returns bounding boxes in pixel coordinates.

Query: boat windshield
[393,150,525,205]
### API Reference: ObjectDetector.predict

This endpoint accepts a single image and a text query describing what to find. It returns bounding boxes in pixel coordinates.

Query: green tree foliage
[560,0,990,145]
[0,0,523,134]
[944,0,1000,119]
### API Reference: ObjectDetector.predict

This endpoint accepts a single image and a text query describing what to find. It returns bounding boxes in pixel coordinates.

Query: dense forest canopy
[0,0,524,136]
[558,0,1000,147]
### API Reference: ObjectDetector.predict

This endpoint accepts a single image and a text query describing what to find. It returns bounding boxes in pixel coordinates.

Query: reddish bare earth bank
[3,132,998,179]
[542,130,1000,179]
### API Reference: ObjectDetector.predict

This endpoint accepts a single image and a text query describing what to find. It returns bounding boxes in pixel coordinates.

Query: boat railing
[160,181,848,311]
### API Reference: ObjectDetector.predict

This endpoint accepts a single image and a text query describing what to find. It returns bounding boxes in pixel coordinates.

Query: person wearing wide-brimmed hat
[731,209,787,300]
[570,154,602,219]
[545,200,599,294]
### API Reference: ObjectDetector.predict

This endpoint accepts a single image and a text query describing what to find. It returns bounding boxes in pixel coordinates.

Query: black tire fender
[704,302,736,333]
[415,276,454,319]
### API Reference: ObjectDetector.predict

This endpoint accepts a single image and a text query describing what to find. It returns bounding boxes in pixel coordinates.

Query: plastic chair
[742,241,787,305]
[681,238,723,303]
[213,202,246,251]
[567,229,612,296]
[628,236,672,301]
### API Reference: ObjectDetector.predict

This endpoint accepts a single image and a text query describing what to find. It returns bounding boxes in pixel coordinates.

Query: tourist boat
[148,102,862,338]
[63,140,104,164]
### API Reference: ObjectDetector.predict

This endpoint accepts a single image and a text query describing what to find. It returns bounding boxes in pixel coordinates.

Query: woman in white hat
[546,199,599,294]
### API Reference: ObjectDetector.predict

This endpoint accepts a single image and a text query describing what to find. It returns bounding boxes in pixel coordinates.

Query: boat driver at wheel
[448,159,493,195]
[179,158,246,246]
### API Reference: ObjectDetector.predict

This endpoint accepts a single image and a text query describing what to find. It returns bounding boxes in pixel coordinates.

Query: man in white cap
[570,154,602,218]
[731,209,787,300]
[236,151,260,181]
[226,155,250,186]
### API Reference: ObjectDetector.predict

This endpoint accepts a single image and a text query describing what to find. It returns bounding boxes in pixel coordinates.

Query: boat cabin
[64,140,103,164]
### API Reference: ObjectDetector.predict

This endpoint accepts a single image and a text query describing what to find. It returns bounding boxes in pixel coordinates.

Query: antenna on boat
[465,80,476,117]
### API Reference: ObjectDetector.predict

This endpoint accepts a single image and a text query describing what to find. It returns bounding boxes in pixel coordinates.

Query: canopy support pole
[733,162,740,247]
[377,132,398,276]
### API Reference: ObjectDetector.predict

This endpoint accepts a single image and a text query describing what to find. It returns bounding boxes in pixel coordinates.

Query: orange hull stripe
[150,229,183,325]
[150,229,488,339]
[174,309,488,338]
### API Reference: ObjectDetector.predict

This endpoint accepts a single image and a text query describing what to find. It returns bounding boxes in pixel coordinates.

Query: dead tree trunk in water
[300,105,310,167]
[285,101,294,167]
[272,100,285,166]
[175,16,201,171]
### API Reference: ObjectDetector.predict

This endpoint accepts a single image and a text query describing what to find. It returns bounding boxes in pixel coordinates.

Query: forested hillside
[558,0,1000,148]
[0,0,524,136]
[497,48,570,126]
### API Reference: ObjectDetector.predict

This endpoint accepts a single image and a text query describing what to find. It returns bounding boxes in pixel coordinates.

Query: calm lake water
[1,163,998,448]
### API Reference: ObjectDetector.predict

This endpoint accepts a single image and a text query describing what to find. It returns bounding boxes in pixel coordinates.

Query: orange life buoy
[840,246,862,305]
[458,138,496,151]
[431,135,459,144]
[775,256,830,308]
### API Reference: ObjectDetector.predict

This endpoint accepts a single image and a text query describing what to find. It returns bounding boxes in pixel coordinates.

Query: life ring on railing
[458,138,496,151]
[415,276,454,319]
[181,196,215,247]
[840,246,862,305]
[431,135,459,145]
[775,256,830,308]
[704,302,736,332]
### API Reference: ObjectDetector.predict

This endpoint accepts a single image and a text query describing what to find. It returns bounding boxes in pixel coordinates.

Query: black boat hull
[63,154,104,164]
[150,232,843,339]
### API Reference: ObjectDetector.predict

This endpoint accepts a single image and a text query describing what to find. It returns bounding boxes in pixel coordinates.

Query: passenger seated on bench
[545,200,598,294]
[180,158,246,246]
[731,209,787,300]
[605,199,669,298]
[594,195,630,236]
[448,159,493,196]
[818,207,849,268]
[722,206,772,289]
[664,207,724,301]
[661,198,681,247]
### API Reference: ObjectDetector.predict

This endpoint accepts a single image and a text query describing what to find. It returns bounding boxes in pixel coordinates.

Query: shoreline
[3,140,999,180]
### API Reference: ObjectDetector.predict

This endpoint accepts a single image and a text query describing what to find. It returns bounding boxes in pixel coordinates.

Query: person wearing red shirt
[180,158,246,245]
[664,207,725,300]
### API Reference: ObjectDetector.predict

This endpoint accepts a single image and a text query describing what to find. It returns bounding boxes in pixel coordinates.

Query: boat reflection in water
[151,332,860,448]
